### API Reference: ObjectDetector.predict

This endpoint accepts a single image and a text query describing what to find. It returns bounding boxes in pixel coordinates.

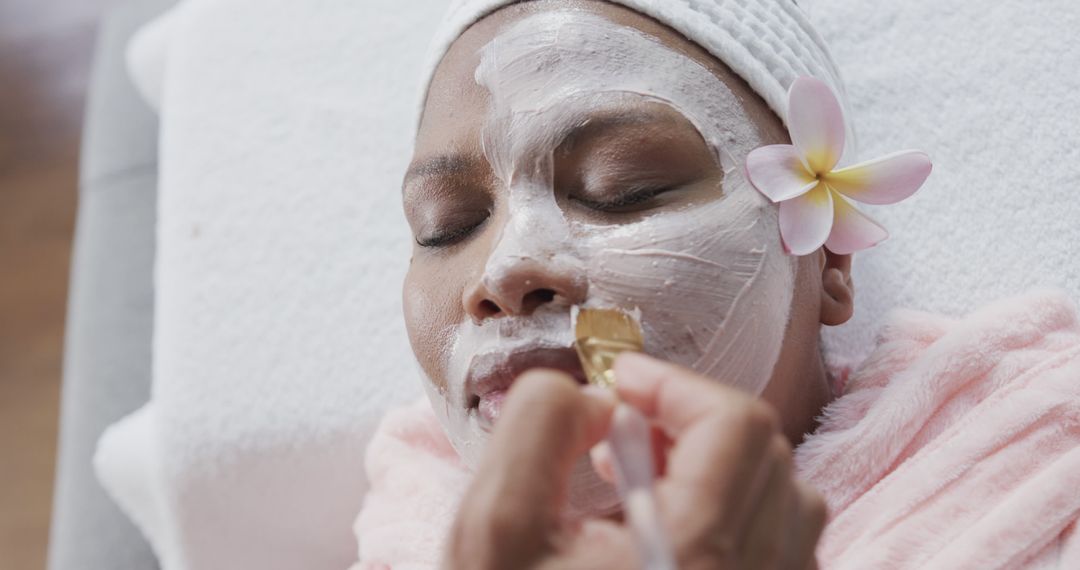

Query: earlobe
[818,249,854,326]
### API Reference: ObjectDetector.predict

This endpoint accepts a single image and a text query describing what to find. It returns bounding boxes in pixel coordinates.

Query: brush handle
[608,403,677,570]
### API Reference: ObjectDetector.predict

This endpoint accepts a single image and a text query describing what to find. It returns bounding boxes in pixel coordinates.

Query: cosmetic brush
[573,308,676,570]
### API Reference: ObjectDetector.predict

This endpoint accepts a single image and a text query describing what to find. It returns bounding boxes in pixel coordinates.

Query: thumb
[456,370,614,562]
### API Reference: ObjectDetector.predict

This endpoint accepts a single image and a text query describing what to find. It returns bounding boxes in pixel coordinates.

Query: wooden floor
[0,0,111,567]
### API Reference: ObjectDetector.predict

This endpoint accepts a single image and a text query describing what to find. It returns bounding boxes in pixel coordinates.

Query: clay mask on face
[421,10,797,515]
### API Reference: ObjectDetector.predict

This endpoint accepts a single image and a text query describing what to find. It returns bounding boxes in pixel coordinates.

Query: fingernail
[582,384,616,405]
[589,441,616,484]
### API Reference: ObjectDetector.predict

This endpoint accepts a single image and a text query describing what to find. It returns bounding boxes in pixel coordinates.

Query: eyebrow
[402,108,680,190]
[558,108,678,151]
[402,153,475,188]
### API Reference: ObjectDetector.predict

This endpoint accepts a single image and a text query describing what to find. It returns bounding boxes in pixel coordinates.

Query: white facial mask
[422,10,797,516]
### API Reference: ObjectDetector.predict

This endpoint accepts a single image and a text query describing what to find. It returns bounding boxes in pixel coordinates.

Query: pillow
[97,0,441,567]
[124,1,180,113]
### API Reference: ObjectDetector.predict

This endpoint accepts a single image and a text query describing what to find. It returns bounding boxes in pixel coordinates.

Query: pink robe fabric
[352,290,1080,569]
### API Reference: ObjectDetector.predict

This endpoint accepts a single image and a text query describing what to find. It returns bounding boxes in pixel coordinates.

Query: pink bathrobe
[353,290,1080,569]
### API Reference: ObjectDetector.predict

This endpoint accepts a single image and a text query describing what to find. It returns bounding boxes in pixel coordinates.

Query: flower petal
[825,150,932,205]
[825,192,889,254]
[746,144,818,202]
[788,76,846,174]
[779,183,833,256]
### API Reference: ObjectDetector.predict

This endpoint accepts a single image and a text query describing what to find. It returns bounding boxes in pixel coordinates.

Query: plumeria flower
[746,76,932,256]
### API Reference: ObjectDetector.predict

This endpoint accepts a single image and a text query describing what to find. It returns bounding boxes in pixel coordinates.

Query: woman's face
[402,0,831,514]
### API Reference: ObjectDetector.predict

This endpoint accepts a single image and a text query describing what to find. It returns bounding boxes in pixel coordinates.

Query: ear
[818,249,854,326]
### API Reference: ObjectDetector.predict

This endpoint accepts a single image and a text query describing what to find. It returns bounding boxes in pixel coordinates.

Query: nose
[463,256,587,322]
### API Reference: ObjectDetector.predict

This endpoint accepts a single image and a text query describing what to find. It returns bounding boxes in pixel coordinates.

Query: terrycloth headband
[416,0,856,153]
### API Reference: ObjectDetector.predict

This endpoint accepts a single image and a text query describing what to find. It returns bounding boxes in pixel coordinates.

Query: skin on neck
[404,0,853,448]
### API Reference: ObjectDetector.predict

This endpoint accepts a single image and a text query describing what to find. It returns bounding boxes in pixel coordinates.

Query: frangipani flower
[746,76,932,256]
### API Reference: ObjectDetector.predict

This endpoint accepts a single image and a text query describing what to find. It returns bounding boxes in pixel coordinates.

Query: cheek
[581,189,795,393]
[585,210,766,363]
[403,262,466,391]
[588,244,763,365]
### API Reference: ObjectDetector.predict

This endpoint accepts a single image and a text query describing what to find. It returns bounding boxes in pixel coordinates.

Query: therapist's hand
[445,353,827,570]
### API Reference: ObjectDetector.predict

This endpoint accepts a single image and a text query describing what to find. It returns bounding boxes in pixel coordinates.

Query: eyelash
[415,187,672,248]
[572,186,673,212]
[416,217,487,248]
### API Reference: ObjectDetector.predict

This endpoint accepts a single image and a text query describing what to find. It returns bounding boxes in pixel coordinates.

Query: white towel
[813,0,1080,369]
[417,0,855,147]
[95,0,1080,568]
[96,0,443,567]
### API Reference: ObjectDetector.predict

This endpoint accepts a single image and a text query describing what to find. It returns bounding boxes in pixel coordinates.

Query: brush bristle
[573,308,644,389]
[574,308,644,346]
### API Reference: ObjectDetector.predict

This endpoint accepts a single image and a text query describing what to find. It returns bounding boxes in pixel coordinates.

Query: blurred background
[1,0,111,567]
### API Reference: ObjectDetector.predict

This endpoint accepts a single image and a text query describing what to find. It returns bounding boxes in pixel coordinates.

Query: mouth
[465,345,588,432]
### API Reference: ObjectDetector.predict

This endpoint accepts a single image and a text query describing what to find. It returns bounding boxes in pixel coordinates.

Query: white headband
[416,0,855,153]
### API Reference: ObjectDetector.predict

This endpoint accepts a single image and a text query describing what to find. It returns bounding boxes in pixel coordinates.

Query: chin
[421,374,621,518]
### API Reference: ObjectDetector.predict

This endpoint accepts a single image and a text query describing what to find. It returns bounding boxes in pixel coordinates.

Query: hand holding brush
[446,344,826,570]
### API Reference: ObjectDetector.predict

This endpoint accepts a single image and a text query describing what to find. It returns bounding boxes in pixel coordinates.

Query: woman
[354,0,1080,568]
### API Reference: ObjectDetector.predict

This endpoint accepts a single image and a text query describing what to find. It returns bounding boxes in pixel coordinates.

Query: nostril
[521,288,557,314]
[478,299,501,318]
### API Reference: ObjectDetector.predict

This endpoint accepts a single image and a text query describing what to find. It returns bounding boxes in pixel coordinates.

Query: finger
[614,354,782,559]
[738,435,794,570]
[787,479,828,570]
[459,369,615,558]
[613,352,763,437]
[617,353,778,500]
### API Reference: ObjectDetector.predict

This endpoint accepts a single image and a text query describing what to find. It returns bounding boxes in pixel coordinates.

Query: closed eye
[570,186,675,213]
[415,216,488,248]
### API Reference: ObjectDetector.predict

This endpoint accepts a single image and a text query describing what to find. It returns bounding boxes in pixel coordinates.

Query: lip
[465,345,587,431]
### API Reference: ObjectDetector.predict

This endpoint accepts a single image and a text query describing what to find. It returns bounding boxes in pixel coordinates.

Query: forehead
[415,0,773,154]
